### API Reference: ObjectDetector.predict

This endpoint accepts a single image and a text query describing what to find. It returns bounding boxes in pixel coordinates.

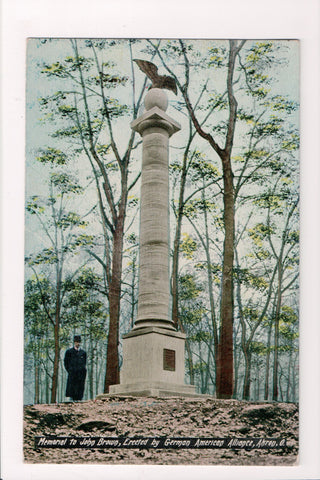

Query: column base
[106,380,197,398]
[105,326,197,398]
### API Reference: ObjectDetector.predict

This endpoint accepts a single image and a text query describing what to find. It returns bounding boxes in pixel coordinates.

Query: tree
[63,267,108,399]
[235,185,298,400]
[25,153,93,402]
[147,39,252,398]
[266,197,299,401]
[178,272,208,390]
[24,276,53,403]
[148,39,298,398]
[38,38,150,391]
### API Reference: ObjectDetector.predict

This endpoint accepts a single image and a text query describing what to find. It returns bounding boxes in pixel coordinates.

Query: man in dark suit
[64,335,87,401]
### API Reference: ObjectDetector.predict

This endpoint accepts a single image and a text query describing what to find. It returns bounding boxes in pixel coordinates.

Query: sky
[25,38,299,162]
[24,38,300,261]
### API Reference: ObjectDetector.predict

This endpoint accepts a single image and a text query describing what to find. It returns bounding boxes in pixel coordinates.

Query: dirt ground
[24,396,298,465]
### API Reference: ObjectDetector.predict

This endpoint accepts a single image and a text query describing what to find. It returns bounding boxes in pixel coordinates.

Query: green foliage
[52,125,80,138]
[64,269,108,342]
[25,162,92,270]
[26,196,45,215]
[288,230,299,244]
[36,148,68,165]
[281,132,300,151]
[208,45,227,68]
[57,104,77,117]
[242,307,262,323]
[208,92,228,110]
[247,249,271,260]
[248,223,275,246]
[126,233,138,245]
[235,267,269,291]
[24,278,55,361]
[65,268,105,307]
[157,39,195,63]
[179,273,203,301]
[190,156,220,181]
[96,143,111,155]
[26,247,58,266]
[41,62,68,77]
[251,87,270,99]
[189,331,212,343]
[41,56,93,77]
[253,117,283,137]
[280,305,298,324]
[56,212,88,230]
[181,305,205,326]
[245,41,278,69]
[128,195,139,208]
[180,233,198,259]
[39,91,68,107]
[250,341,268,355]
[253,195,284,212]
[170,160,183,173]
[245,149,268,160]
[24,265,108,400]
[65,234,94,253]
[184,198,217,219]
[50,172,83,194]
[263,95,298,114]
[236,108,255,124]
[88,71,128,88]
[25,276,53,323]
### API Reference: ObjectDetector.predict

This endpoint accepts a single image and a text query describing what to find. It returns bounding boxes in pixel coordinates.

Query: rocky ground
[24,396,298,465]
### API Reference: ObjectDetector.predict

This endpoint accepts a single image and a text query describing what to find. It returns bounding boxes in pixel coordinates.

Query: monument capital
[131,106,181,138]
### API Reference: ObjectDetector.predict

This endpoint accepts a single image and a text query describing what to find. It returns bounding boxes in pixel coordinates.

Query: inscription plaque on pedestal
[163,348,176,372]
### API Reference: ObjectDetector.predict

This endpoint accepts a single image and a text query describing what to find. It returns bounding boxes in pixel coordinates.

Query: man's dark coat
[64,347,87,400]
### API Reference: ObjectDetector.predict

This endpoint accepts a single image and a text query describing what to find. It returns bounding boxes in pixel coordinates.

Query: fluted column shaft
[131,89,180,330]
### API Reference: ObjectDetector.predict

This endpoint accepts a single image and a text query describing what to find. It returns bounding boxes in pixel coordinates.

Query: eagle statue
[133,59,177,95]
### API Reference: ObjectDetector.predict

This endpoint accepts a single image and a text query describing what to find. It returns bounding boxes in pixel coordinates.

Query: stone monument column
[108,88,196,397]
[133,88,178,330]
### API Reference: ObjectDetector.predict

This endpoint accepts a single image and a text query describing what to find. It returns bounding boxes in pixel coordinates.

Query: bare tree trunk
[264,320,273,400]
[278,365,284,402]
[89,335,94,400]
[256,360,261,401]
[202,187,219,379]
[292,353,298,403]
[203,337,214,394]
[104,208,125,392]
[217,151,235,398]
[34,357,39,404]
[46,349,50,403]
[51,285,61,403]
[171,124,196,329]
[176,315,194,385]
[242,347,251,400]
[130,252,138,328]
[272,264,282,401]
[233,342,241,399]
[286,345,293,402]
[171,147,190,328]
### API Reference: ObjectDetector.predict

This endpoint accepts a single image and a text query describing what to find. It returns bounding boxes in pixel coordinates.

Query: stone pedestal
[108,89,196,397]
[109,327,195,396]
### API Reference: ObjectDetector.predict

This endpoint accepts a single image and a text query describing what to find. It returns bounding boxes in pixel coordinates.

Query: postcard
[23,37,299,466]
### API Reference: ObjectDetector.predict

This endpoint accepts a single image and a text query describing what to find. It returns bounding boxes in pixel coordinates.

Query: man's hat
[74,335,81,342]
